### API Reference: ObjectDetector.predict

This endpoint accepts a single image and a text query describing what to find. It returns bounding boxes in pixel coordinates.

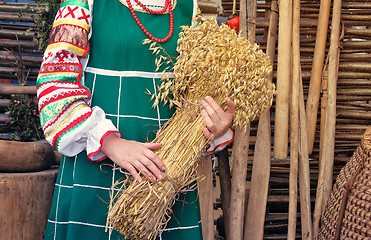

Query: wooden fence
[1,0,370,239]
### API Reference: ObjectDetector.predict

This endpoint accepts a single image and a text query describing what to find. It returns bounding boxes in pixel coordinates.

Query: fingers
[143,142,162,150]
[201,96,223,122]
[226,98,236,116]
[201,108,216,138]
[104,138,166,183]
[203,127,213,140]
[121,162,143,183]
[132,159,158,182]
[142,142,166,171]
[200,96,235,139]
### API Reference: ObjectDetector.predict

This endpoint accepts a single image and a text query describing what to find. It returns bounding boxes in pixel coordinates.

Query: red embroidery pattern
[40,63,80,74]
[52,111,93,148]
[55,50,71,62]
[39,88,90,111]
[54,5,90,26]
[77,9,90,24]
[56,6,66,20]
[65,6,79,18]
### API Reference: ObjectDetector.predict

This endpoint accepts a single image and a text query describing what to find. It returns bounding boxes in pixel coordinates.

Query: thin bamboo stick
[273,0,292,160]
[313,71,328,237]
[0,84,36,95]
[288,0,299,238]
[322,0,342,215]
[0,39,39,50]
[244,1,277,239]
[0,28,36,40]
[337,102,371,110]
[344,27,371,38]
[0,12,37,22]
[298,73,313,240]
[229,0,250,238]
[306,0,331,154]
[338,62,371,73]
[0,3,44,13]
[336,109,371,120]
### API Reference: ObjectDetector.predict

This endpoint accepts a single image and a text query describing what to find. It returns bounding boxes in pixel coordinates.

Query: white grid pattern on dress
[53,155,66,240]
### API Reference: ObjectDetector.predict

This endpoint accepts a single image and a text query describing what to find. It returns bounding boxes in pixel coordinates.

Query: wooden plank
[197,156,214,240]
[244,1,277,239]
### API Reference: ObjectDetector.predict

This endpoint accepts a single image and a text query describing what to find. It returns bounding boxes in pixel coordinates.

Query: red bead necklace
[133,0,169,14]
[126,0,174,43]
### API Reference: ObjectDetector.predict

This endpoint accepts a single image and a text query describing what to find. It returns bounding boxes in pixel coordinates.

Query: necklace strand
[126,0,174,43]
[133,0,169,14]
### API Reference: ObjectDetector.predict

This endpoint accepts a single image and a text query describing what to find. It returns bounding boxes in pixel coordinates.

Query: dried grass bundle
[107,19,275,240]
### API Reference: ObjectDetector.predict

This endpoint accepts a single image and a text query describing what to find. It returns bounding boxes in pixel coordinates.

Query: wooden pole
[298,77,313,240]
[229,0,250,238]
[229,127,250,240]
[197,156,214,240]
[313,70,328,237]
[322,0,342,215]
[288,0,299,238]
[273,0,292,160]
[305,0,331,154]
[0,84,36,95]
[244,1,277,239]
[217,148,231,238]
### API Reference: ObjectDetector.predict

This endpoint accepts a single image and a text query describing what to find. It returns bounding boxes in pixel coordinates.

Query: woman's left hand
[201,96,235,140]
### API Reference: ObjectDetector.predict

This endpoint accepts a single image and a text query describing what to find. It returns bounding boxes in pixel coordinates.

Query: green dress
[41,0,203,239]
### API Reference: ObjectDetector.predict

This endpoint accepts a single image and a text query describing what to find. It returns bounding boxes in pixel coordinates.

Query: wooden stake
[322,0,342,215]
[229,0,250,238]
[197,156,214,240]
[288,0,300,238]
[273,0,292,160]
[244,1,277,239]
[306,0,331,154]
[299,77,313,240]
[229,126,250,240]
[313,70,328,237]
[217,149,231,238]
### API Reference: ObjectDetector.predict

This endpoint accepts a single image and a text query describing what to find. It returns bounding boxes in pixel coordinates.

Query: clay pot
[0,139,56,172]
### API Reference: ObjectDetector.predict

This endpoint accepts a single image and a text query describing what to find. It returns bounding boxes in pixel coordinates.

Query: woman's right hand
[101,133,165,182]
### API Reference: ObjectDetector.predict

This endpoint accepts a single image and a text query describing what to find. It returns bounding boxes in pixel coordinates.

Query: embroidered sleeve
[203,128,234,156]
[191,0,203,24]
[37,0,121,161]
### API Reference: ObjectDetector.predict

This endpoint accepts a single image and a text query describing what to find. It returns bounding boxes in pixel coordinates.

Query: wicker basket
[317,128,371,240]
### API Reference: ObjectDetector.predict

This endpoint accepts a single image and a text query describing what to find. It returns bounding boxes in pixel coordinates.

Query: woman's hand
[201,96,235,140]
[101,133,165,183]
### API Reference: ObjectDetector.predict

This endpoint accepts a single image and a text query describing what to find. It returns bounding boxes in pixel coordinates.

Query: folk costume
[37,0,233,239]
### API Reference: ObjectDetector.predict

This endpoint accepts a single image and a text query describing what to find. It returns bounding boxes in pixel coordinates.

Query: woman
[37,0,234,239]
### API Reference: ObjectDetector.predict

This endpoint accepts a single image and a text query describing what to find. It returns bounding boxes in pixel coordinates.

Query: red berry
[227,16,240,33]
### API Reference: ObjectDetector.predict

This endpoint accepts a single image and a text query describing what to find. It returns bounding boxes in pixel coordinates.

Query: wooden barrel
[0,168,58,240]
